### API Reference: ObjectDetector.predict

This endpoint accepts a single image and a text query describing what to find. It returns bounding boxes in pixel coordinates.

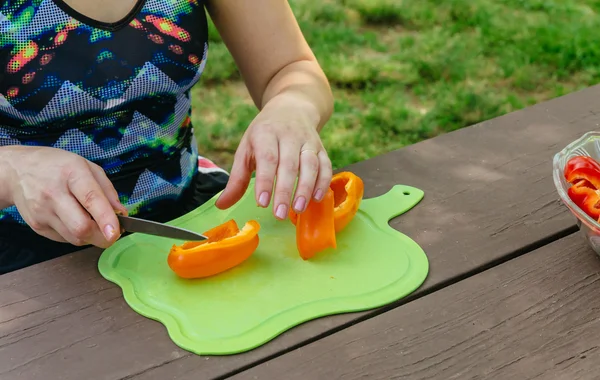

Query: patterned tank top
[0,0,210,224]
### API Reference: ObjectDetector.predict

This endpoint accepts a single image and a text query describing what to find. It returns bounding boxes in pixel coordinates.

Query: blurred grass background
[192,0,600,170]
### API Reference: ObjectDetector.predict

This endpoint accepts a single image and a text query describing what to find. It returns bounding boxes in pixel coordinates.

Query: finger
[53,195,115,248]
[253,134,279,209]
[45,211,94,247]
[23,214,69,244]
[67,170,120,242]
[88,163,128,216]
[272,141,300,220]
[292,148,319,213]
[33,225,70,244]
[18,205,68,243]
[313,150,333,202]
[215,147,252,210]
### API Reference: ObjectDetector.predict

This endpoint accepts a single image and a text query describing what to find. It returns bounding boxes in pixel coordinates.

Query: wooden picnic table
[2,85,600,380]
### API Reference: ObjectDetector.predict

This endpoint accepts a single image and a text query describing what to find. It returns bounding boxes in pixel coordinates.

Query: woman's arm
[205,0,333,130]
[208,0,334,219]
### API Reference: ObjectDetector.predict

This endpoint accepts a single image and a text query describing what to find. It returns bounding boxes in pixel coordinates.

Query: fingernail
[275,204,287,220]
[314,189,324,201]
[294,196,306,212]
[258,192,269,207]
[104,225,115,240]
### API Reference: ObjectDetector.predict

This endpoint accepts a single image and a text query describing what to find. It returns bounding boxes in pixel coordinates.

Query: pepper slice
[564,155,600,189]
[296,187,336,260]
[567,179,600,220]
[289,171,364,232]
[563,155,600,220]
[167,219,260,279]
[567,179,595,205]
[329,171,364,232]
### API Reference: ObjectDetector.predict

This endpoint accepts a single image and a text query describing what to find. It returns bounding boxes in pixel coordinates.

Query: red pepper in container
[567,179,600,220]
[564,156,600,220]
[564,155,600,189]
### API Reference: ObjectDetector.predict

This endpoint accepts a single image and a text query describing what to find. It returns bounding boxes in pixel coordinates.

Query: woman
[0,0,333,273]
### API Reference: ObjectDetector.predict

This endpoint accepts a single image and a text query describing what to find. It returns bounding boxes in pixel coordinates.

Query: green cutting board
[98,180,428,355]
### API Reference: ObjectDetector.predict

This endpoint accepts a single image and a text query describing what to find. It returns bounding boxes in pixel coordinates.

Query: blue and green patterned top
[0,0,210,224]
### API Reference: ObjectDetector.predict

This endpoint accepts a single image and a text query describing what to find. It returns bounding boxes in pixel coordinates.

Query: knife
[117,214,208,241]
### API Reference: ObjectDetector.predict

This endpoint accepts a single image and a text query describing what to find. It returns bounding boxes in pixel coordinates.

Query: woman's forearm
[259,59,333,132]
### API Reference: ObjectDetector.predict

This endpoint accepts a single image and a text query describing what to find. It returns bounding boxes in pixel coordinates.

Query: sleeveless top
[0,0,210,225]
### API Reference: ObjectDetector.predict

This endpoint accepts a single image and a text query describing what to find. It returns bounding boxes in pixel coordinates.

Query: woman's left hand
[215,93,332,220]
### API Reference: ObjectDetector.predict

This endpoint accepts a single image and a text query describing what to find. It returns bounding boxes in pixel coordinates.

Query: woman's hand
[215,93,333,219]
[206,0,334,219]
[1,146,128,247]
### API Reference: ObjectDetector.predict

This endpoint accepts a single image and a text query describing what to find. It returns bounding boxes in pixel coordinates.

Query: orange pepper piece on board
[288,207,298,225]
[329,171,364,232]
[296,187,337,260]
[167,219,260,279]
[289,171,364,233]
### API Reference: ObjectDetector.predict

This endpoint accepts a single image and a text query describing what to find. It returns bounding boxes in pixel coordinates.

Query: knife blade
[117,214,208,241]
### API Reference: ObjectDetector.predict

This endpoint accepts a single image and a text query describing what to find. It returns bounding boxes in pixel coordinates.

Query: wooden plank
[232,233,600,380]
[1,85,599,379]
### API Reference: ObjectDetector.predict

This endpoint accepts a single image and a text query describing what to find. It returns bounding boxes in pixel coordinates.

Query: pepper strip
[564,155,600,189]
[567,179,600,220]
[296,187,336,260]
[563,156,600,220]
[329,171,364,232]
[167,219,260,279]
[290,171,364,233]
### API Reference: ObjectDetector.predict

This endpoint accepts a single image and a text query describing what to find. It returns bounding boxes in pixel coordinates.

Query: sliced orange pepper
[296,187,337,260]
[288,207,298,225]
[167,219,260,279]
[329,171,364,232]
[289,171,364,233]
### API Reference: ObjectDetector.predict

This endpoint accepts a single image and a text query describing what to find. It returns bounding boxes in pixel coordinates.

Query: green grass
[192,0,600,170]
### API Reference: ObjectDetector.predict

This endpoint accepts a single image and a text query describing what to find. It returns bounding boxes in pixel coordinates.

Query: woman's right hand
[0,146,128,248]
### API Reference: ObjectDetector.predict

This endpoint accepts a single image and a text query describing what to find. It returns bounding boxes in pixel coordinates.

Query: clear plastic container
[553,131,600,253]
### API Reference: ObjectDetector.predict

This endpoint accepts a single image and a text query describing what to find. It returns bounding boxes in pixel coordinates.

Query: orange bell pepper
[167,219,260,279]
[329,171,364,232]
[288,207,298,225]
[296,187,337,260]
[289,171,364,232]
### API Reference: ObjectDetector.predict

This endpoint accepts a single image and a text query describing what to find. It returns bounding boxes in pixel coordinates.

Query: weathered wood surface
[232,234,600,380]
[1,85,599,379]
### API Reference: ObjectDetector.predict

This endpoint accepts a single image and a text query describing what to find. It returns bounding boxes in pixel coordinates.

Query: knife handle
[114,209,127,234]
